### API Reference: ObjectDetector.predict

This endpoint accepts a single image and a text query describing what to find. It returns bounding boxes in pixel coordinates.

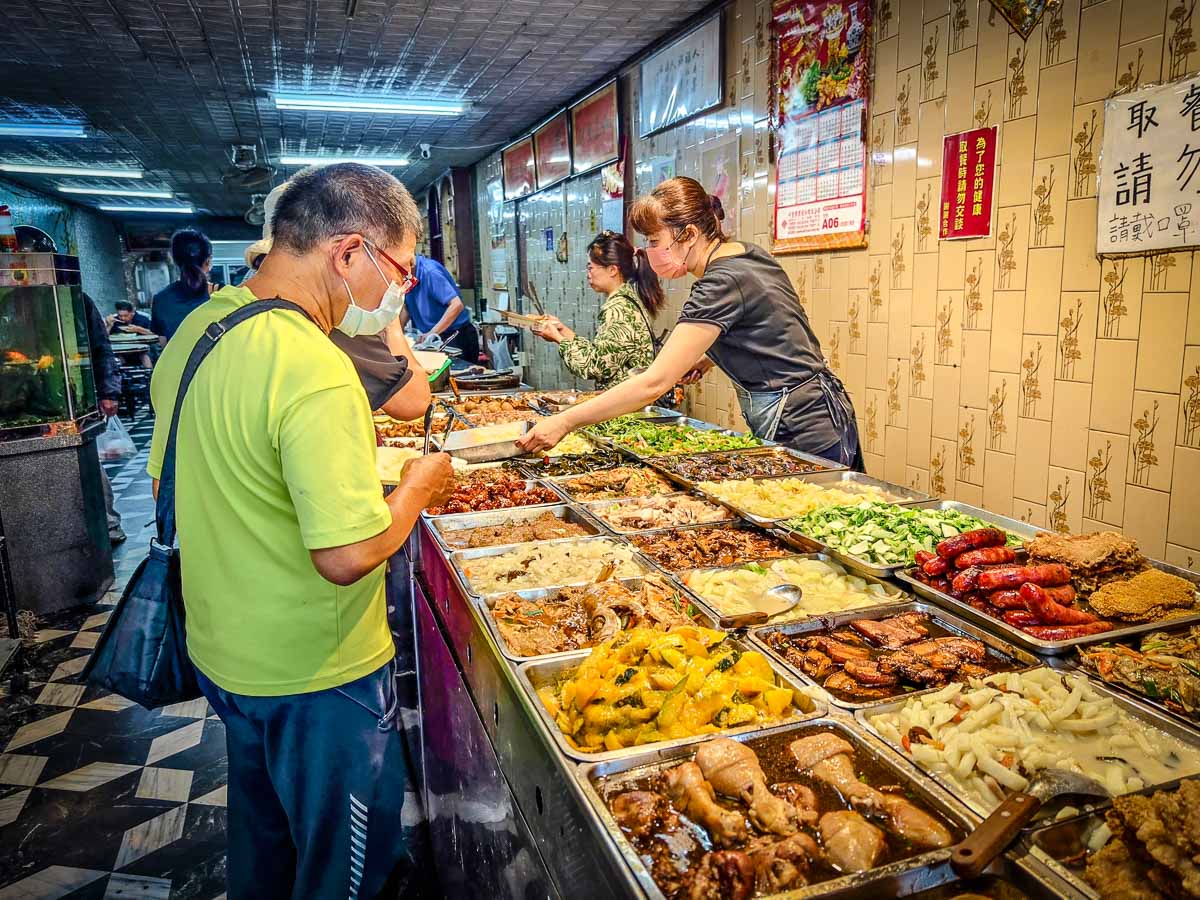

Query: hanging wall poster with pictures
[501,137,536,201]
[533,112,571,190]
[638,14,724,138]
[1097,75,1200,256]
[571,82,619,176]
[771,0,872,253]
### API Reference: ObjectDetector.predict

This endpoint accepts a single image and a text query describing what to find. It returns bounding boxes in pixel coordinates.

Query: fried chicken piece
[771,782,820,826]
[819,811,886,873]
[747,832,822,892]
[1025,531,1143,570]
[1089,569,1198,623]
[664,762,748,847]
[1107,779,1200,897]
[694,738,798,836]
[1084,839,1167,899]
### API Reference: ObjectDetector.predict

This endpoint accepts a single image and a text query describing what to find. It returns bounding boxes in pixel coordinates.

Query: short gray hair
[270,163,423,254]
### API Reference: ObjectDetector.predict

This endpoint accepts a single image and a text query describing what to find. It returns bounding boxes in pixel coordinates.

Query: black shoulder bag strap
[627,294,668,355]
[154,298,313,546]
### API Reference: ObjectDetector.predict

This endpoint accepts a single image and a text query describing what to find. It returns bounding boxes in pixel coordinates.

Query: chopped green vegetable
[587,417,761,455]
[781,504,1021,566]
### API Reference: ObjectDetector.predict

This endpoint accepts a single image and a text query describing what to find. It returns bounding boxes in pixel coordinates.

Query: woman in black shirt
[519,176,862,470]
[151,229,213,345]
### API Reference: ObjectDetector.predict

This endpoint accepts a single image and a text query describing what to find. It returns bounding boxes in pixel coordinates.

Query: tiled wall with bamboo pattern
[474,0,1200,565]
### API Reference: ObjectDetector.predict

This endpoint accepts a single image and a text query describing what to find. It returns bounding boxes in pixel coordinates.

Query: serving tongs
[719,584,804,630]
[951,769,1110,878]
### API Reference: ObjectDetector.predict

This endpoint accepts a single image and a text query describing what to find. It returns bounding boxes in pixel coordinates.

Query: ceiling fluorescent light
[99,204,193,214]
[279,155,410,167]
[0,163,142,179]
[0,123,89,139]
[59,186,172,198]
[273,94,464,116]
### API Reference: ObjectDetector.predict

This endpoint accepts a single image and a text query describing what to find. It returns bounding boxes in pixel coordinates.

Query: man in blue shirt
[399,254,479,363]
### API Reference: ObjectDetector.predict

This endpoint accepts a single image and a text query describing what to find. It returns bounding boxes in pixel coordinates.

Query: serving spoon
[718,584,803,629]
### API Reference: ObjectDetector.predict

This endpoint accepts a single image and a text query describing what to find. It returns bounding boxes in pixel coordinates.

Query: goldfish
[5,350,29,364]
[36,355,54,370]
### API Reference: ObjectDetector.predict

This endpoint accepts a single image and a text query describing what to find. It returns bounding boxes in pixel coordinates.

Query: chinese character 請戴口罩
[1128,99,1160,138]
[1175,203,1194,242]
[1114,153,1154,205]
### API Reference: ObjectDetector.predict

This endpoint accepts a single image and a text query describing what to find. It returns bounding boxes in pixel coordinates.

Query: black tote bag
[84,299,311,709]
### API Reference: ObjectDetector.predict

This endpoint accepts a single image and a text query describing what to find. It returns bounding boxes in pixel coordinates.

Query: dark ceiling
[0,0,712,222]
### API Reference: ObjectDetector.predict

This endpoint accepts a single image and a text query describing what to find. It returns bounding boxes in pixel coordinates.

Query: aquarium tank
[0,252,98,437]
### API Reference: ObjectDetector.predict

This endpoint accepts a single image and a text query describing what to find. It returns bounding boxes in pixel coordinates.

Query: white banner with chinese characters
[1098,76,1200,255]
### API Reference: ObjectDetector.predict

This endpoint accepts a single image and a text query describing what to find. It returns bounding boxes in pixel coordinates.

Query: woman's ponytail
[629,247,665,315]
[587,232,666,316]
[170,229,213,297]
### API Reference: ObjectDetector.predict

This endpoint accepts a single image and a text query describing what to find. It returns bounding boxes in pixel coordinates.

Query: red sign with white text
[939,126,997,240]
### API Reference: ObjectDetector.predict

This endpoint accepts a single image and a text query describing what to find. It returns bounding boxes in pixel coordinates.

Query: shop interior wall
[0,177,128,313]
[473,0,1200,564]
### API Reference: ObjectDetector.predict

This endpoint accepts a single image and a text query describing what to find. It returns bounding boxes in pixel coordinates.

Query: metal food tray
[425,503,605,553]
[750,599,1043,711]
[695,471,924,530]
[897,556,1200,656]
[772,497,1046,579]
[855,675,1200,820]
[516,639,826,763]
[1075,618,1200,730]
[676,552,909,627]
[580,492,736,535]
[574,717,976,899]
[448,534,654,600]
[625,519,799,576]
[548,466,677,503]
[646,445,845,491]
[422,476,568,520]
[476,575,721,665]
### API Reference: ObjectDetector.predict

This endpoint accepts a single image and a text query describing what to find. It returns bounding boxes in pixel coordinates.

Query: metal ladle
[718,584,803,630]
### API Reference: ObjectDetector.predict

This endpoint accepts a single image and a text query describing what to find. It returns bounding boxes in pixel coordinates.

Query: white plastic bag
[97,416,136,461]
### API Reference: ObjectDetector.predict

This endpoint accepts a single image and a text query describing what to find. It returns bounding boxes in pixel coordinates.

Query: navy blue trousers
[196,661,413,900]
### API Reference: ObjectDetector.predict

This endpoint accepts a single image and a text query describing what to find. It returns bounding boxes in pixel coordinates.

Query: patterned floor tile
[0,755,47,787]
[79,694,137,713]
[70,632,101,650]
[40,762,141,792]
[0,790,30,828]
[0,865,107,899]
[48,656,90,683]
[145,722,204,766]
[135,768,192,804]
[31,631,74,645]
[80,612,112,631]
[5,711,73,753]
[189,787,225,808]
[35,684,85,708]
[114,805,187,869]
[103,873,171,899]
[156,699,208,720]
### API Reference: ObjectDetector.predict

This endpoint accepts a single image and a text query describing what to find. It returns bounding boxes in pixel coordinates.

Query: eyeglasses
[365,240,419,291]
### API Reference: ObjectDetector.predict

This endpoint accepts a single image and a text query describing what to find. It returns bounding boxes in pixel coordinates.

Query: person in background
[148,163,453,899]
[530,231,664,389]
[399,253,480,363]
[106,300,154,336]
[520,176,863,470]
[14,225,125,543]
[150,229,212,345]
[245,180,431,419]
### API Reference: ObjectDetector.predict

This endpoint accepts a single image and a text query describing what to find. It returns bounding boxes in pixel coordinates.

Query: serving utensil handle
[950,792,1040,880]
[421,404,434,456]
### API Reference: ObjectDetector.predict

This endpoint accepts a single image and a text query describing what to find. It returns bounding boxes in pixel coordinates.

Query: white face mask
[335,245,407,337]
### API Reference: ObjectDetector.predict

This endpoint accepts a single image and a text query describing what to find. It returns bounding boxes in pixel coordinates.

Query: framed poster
[639,14,724,137]
[771,0,872,254]
[571,81,620,176]
[1097,75,1200,256]
[533,112,571,190]
[939,126,998,240]
[501,137,535,201]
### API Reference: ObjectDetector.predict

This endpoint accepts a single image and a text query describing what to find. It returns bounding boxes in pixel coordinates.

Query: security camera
[419,143,432,161]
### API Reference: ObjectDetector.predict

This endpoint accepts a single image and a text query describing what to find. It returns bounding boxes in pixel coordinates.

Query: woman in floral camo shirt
[532,231,665,388]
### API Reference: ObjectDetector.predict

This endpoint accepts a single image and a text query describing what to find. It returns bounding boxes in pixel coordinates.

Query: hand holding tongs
[421,404,434,455]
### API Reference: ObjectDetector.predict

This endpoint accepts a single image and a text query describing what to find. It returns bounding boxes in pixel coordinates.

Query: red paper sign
[501,137,535,201]
[939,126,997,240]
[533,112,571,190]
[571,82,619,176]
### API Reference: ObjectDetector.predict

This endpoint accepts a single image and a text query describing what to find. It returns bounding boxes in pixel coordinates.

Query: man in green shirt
[148,163,453,899]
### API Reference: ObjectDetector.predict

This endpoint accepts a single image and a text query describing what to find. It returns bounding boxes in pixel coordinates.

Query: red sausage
[1023,621,1115,640]
[952,567,983,594]
[986,589,1026,610]
[915,550,936,566]
[922,556,950,577]
[954,546,1018,568]
[1020,583,1097,625]
[936,528,1007,559]
[1044,584,1077,605]
[1002,609,1041,627]
[929,578,953,593]
[977,564,1073,592]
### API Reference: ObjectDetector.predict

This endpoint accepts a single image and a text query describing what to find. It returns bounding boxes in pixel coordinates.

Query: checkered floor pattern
[0,413,228,900]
